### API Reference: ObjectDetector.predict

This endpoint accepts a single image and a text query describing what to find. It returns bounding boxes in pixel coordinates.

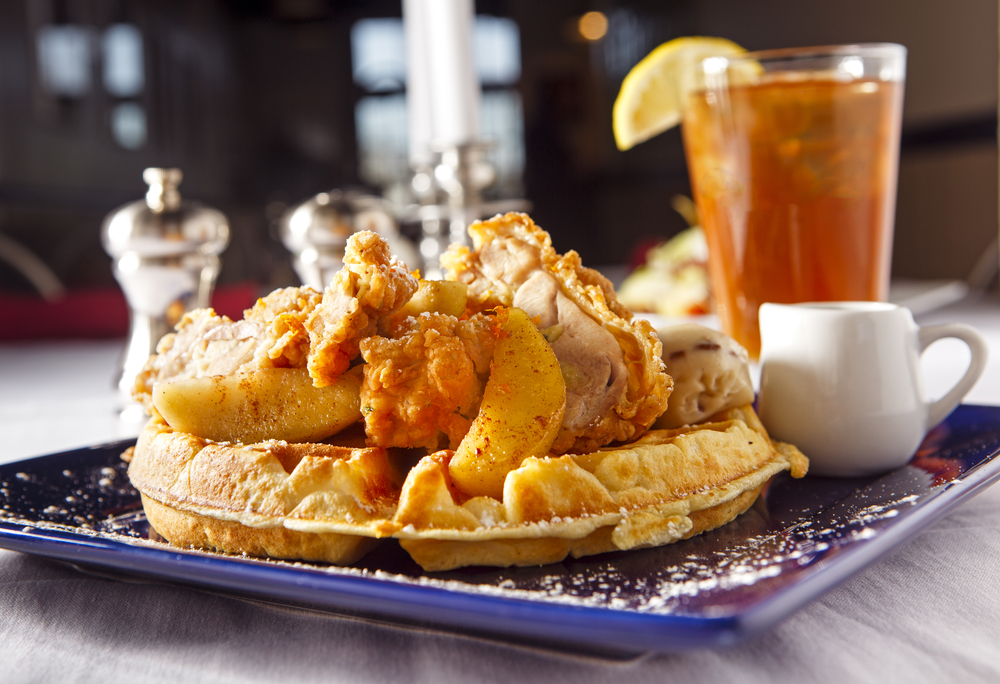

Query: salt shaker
[279,189,419,290]
[101,168,230,408]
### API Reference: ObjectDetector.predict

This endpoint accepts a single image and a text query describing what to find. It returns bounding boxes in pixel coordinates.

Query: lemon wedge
[612,37,747,151]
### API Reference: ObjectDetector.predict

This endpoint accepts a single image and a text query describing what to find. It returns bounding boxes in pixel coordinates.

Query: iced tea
[681,46,905,357]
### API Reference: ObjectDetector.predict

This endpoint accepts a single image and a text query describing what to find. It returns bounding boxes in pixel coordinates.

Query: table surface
[2,293,1000,684]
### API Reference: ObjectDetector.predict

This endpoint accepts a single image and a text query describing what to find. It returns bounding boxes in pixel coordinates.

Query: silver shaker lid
[280,189,419,289]
[102,168,230,259]
[101,168,232,411]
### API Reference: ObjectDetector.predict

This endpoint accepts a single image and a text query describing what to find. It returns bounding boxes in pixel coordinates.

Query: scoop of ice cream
[655,324,754,428]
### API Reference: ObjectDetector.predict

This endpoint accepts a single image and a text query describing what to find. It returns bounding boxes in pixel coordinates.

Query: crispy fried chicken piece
[440,220,545,313]
[359,312,498,451]
[133,231,418,408]
[244,286,322,326]
[245,286,323,370]
[134,309,261,403]
[514,270,628,435]
[132,287,325,408]
[305,231,418,387]
[441,212,672,453]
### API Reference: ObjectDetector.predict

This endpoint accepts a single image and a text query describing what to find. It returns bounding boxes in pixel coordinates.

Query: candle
[403,0,433,167]
[403,0,481,165]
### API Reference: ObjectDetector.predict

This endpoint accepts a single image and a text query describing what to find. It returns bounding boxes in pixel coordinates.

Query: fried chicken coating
[441,212,672,453]
[305,231,419,387]
[440,218,545,313]
[132,287,325,408]
[133,231,418,409]
[134,309,261,407]
[359,312,498,451]
[246,286,323,370]
[244,286,322,326]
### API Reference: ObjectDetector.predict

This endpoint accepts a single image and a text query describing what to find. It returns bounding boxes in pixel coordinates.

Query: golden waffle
[128,416,401,564]
[128,404,806,570]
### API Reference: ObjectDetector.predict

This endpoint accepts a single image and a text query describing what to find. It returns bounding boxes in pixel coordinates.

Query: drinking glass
[681,43,906,357]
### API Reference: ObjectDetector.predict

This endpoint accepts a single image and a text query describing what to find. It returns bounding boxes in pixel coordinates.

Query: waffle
[128,416,401,563]
[127,404,806,570]
[393,404,806,570]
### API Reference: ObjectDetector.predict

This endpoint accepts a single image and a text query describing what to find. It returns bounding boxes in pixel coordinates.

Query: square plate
[2,404,1000,653]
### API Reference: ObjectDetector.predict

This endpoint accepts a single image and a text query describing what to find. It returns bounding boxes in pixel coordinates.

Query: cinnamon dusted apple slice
[396,280,468,319]
[152,367,361,444]
[447,307,567,499]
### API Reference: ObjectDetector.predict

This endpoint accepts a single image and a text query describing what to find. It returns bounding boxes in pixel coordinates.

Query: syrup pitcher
[758,302,988,477]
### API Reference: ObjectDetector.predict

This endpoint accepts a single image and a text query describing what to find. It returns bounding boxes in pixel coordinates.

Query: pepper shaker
[279,189,420,290]
[101,168,230,409]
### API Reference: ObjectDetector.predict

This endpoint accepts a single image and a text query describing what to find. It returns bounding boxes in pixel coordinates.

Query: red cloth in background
[0,283,260,340]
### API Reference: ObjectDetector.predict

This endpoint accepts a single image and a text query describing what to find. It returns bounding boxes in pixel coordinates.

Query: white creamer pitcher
[758,302,988,477]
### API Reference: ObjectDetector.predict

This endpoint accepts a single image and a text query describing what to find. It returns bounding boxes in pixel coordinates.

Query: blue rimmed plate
[2,404,999,653]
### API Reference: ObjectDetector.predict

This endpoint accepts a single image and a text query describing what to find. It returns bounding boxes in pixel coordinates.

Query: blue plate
[2,404,1000,653]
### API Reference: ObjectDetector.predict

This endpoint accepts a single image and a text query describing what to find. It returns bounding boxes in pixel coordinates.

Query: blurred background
[0,0,996,338]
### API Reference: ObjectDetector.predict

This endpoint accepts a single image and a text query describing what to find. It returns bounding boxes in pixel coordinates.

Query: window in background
[36,24,94,97]
[34,18,147,150]
[351,15,524,200]
[351,18,408,190]
[481,89,524,199]
[109,101,146,150]
[351,18,407,92]
[102,23,144,97]
[354,93,408,190]
[102,23,146,149]
[601,8,655,81]
[475,15,520,85]
[475,15,524,199]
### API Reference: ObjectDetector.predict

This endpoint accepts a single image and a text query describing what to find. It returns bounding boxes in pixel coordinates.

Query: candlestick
[403,0,433,168]
[402,0,530,279]
[410,141,530,279]
[403,0,481,166]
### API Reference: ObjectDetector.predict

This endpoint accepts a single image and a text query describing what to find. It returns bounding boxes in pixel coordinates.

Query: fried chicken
[359,312,498,451]
[441,212,672,453]
[305,230,419,386]
[133,308,262,409]
[244,286,322,326]
[134,231,418,408]
[246,286,322,370]
[132,287,322,408]
[137,218,666,458]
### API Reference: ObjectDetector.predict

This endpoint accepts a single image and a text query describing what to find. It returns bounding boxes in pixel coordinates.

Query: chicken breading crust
[306,231,419,386]
[359,312,498,451]
[441,212,672,453]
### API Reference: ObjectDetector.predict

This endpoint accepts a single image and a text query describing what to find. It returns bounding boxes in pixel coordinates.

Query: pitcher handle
[919,323,989,429]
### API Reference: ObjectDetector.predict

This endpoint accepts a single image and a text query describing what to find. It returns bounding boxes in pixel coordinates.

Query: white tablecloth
[2,295,1000,683]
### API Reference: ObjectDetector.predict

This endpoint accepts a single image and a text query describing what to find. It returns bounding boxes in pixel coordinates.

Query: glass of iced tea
[681,44,906,357]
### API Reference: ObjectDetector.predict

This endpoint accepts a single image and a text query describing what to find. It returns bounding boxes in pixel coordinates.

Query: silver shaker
[101,168,230,407]
[279,189,420,290]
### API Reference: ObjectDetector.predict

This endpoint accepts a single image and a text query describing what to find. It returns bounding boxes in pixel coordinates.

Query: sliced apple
[395,279,468,319]
[152,367,361,444]
[448,307,567,499]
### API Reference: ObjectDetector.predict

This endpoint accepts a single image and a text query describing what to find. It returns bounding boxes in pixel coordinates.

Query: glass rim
[729,42,907,64]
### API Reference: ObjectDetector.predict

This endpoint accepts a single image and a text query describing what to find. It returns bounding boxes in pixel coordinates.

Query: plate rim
[3,404,1000,653]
